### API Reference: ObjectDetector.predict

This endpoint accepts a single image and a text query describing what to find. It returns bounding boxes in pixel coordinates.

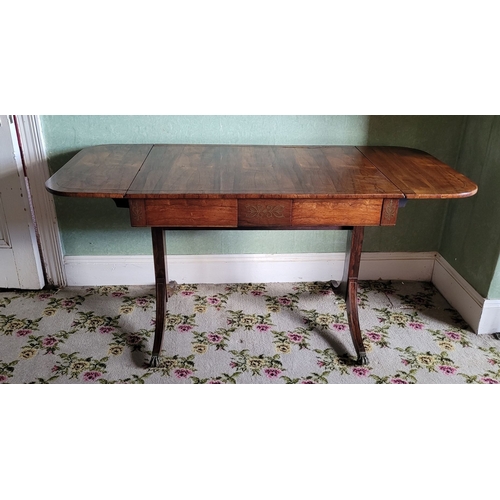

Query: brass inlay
[245,204,285,218]
[384,199,397,219]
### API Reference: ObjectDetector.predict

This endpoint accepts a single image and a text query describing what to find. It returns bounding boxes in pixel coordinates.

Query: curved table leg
[149,227,167,368]
[340,227,368,365]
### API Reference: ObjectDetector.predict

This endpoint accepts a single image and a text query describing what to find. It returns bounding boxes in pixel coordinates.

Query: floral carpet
[1,280,499,384]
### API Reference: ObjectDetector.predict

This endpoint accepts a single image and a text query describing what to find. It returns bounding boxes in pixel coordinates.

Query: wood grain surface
[124,145,405,199]
[292,199,383,226]
[357,146,478,199]
[143,199,238,227]
[46,144,477,201]
[45,144,153,198]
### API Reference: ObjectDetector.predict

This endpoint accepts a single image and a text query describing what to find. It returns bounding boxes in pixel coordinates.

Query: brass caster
[356,354,369,366]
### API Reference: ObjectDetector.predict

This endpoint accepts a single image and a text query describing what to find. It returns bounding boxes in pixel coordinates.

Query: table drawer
[238,200,292,227]
[292,199,383,226]
[130,199,238,227]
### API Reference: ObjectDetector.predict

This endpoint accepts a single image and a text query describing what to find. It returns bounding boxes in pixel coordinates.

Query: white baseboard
[432,254,499,334]
[64,253,342,286]
[359,252,436,281]
[64,252,436,287]
[478,300,500,335]
[432,255,484,333]
[63,251,500,335]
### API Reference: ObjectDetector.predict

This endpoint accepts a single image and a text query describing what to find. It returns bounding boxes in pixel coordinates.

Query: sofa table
[46,144,478,367]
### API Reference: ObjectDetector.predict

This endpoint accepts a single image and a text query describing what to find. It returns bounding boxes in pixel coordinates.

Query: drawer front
[129,198,387,228]
[238,200,292,227]
[130,199,238,227]
[292,199,383,226]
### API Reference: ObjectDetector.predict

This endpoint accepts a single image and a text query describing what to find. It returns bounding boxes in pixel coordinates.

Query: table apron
[129,197,398,228]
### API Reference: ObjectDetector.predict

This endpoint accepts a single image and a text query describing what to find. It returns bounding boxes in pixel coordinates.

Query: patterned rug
[1,280,499,384]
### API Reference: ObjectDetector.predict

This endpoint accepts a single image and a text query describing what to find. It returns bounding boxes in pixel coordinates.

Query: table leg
[340,226,368,365]
[149,227,167,368]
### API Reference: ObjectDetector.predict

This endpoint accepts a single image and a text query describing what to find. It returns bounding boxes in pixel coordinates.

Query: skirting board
[63,251,499,335]
[64,252,436,286]
[432,255,500,335]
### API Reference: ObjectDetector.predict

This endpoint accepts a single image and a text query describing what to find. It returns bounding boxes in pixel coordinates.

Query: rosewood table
[46,145,478,367]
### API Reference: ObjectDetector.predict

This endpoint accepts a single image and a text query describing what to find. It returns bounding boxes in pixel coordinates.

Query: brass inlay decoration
[384,199,397,219]
[131,201,145,221]
[246,204,285,218]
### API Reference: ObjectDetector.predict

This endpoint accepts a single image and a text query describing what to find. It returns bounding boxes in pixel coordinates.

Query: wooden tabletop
[46,144,478,201]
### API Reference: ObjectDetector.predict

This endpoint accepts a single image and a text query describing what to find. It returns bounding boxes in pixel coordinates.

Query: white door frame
[15,115,66,287]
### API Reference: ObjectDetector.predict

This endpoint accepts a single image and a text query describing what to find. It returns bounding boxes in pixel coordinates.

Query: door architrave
[15,115,66,287]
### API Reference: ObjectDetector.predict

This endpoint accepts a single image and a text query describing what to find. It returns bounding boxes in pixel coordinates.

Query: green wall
[40,115,465,259]
[439,116,500,299]
[490,262,500,299]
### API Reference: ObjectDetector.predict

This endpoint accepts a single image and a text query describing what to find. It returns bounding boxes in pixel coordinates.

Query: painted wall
[439,116,500,299]
[40,115,465,260]
[490,262,500,299]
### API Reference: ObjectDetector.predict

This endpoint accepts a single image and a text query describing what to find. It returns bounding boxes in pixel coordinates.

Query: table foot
[149,355,160,368]
[356,354,369,366]
[330,279,341,290]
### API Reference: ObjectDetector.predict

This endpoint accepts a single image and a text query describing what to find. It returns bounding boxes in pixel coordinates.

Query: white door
[0,114,44,289]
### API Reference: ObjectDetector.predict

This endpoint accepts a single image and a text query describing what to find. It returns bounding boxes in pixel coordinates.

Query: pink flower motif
[38,293,53,300]
[177,325,193,332]
[444,331,461,340]
[317,361,325,367]
[229,362,237,368]
[0,375,8,383]
[332,323,347,331]
[42,336,58,347]
[111,292,125,297]
[438,365,457,375]
[16,329,32,337]
[181,291,194,296]
[301,380,316,384]
[62,300,76,308]
[99,326,115,334]
[264,368,282,379]
[51,365,59,372]
[135,298,149,307]
[207,297,220,305]
[207,333,223,343]
[481,377,499,384]
[401,359,410,366]
[390,378,408,384]
[83,371,102,381]
[256,324,271,332]
[366,332,381,341]
[208,380,223,384]
[251,291,263,296]
[174,368,193,379]
[352,367,370,377]
[278,297,292,305]
[487,359,496,365]
[409,322,424,330]
[287,332,303,343]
